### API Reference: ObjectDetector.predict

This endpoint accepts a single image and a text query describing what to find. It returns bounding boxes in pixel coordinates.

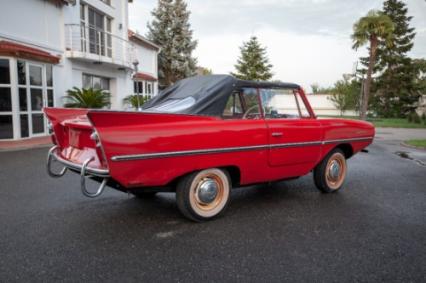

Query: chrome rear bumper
[47,146,110,198]
[49,147,110,177]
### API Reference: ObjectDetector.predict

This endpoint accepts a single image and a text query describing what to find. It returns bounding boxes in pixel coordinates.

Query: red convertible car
[45,75,374,222]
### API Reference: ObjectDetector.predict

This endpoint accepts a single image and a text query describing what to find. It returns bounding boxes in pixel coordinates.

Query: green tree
[147,0,197,88]
[352,10,394,120]
[311,83,321,94]
[373,0,418,117]
[328,77,361,116]
[412,59,426,94]
[63,87,110,109]
[196,66,213,76]
[310,83,334,94]
[232,36,273,81]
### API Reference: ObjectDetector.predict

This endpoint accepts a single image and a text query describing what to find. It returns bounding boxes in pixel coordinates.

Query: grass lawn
[405,139,426,149]
[369,118,426,129]
[319,116,426,129]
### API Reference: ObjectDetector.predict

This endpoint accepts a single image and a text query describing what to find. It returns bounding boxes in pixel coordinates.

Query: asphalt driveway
[0,138,425,282]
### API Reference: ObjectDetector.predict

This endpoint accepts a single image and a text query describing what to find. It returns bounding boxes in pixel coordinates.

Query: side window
[222,92,243,118]
[241,88,262,119]
[222,88,262,119]
[260,88,310,119]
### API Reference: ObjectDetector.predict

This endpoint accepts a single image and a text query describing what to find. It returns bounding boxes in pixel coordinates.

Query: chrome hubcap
[329,160,341,180]
[197,178,219,204]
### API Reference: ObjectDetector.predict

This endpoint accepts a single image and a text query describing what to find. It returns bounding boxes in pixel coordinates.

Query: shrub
[413,113,421,124]
[63,87,110,109]
[123,94,151,109]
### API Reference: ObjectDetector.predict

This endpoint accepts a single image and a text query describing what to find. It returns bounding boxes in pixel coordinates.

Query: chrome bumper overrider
[47,146,110,198]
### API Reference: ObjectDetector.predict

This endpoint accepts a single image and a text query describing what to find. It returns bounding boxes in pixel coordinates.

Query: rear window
[144,97,196,113]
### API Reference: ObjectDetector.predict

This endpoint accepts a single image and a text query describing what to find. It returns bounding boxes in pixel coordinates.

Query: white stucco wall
[134,45,157,77]
[0,0,64,54]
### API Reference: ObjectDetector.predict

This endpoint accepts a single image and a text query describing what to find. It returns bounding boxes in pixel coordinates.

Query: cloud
[195,28,360,90]
[129,0,426,89]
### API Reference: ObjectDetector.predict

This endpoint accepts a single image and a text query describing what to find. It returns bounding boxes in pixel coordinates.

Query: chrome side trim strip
[322,137,373,145]
[111,136,373,162]
[272,141,323,149]
[112,144,269,161]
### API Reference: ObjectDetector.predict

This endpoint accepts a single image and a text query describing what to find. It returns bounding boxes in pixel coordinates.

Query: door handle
[272,132,283,137]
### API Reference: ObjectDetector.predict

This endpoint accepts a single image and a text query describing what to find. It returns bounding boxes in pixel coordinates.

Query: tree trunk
[360,36,378,120]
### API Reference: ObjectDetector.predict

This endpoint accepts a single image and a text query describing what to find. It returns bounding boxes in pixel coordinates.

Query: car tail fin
[43,107,89,148]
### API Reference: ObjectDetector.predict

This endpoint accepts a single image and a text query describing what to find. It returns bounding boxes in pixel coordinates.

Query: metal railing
[65,24,136,68]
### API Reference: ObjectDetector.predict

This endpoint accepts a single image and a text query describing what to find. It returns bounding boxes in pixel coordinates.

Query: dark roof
[142,75,300,116]
[235,77,300,89]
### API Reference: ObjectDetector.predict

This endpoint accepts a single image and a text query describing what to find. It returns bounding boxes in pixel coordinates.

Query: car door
[260,88,323,167]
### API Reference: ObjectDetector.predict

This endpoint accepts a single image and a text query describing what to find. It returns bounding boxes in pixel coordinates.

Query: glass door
[18,61,53,138]
[28,63,45,136]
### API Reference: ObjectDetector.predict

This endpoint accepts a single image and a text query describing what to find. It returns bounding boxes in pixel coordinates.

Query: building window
[80,3,87,52]
[83,74,110,91]
[0,58,12,139]
[0,59,11,84]
[106,18,112,57]
[80,4,112,58]
[0,87,12,112]
[134,80,154,96]
[134,81,144,94]
[17,60,26,85]
[0,115,13,139]
[147,83,152,95]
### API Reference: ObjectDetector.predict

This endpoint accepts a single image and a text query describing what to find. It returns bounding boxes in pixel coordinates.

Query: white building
[0,0,159,140]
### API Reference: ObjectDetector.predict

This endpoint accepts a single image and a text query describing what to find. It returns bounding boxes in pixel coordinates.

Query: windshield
[260,88,310,118]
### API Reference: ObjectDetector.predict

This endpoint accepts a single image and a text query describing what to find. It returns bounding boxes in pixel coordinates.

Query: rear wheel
[176,168,231,222]
[314,148,347,193]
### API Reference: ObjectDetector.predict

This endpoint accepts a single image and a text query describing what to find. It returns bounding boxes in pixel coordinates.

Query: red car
[45,75,374,222]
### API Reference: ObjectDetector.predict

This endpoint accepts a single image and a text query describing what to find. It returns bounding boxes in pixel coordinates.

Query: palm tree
[63,87,111,109]
[352,10,394,120]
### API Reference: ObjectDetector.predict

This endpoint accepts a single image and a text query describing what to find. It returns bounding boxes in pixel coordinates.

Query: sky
[129,0,426,91]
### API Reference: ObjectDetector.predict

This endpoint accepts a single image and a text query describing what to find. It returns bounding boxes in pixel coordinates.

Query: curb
[401,142,426,151]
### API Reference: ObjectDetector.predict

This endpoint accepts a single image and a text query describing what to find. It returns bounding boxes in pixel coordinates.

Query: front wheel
[176,168,231,222]
[314,148,347,193]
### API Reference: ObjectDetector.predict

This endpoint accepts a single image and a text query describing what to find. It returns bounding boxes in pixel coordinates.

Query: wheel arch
[334,143,354,159]
[169,165,241,190]
[220,165,241,187]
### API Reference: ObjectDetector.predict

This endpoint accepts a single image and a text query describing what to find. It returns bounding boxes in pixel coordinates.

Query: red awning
[133,72,157,82]
[0,41,61,64]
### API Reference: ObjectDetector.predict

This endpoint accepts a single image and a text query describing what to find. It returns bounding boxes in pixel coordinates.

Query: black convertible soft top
[142,75,300,116]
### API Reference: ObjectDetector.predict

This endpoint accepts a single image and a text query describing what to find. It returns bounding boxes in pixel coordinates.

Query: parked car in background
[44,75,374,222]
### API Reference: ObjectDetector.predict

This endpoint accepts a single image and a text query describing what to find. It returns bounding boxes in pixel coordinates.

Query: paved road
[375,128,426,164]
[1,140,425,282]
